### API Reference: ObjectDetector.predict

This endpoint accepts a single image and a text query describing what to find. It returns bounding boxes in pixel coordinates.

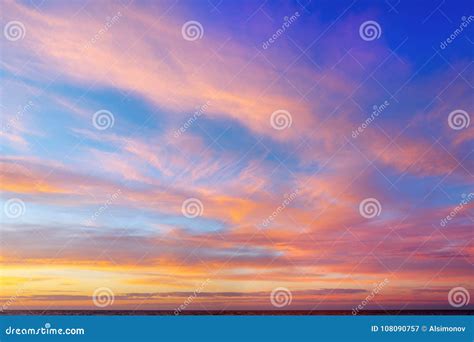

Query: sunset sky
[1,0,473,311]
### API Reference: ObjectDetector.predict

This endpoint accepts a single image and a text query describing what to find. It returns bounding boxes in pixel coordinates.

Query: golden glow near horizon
[1,0,472,311]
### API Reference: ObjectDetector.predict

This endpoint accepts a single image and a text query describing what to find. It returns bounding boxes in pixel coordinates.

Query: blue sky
[1,0,472,310]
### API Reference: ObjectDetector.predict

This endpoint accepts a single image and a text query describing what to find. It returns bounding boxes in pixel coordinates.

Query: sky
[0,0,473,312]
